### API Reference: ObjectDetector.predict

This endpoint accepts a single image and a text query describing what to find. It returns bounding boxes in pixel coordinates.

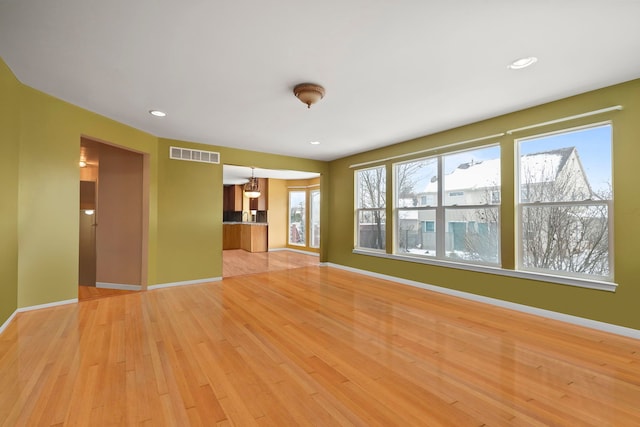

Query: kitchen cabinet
[223,223,268,252]
[223,185,242,211]
[241,223,268,252]
[223,223,241,249]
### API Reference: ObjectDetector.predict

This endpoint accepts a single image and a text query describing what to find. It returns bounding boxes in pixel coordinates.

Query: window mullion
[436,156,445,257]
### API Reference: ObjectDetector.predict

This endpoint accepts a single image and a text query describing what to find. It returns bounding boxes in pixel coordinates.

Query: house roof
[423,147,575,193]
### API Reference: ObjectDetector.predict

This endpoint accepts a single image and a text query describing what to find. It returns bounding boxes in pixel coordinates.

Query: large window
[310,189,320,248]
[394,145,501,265]
[288,191,306,246]
[517,123,612,280]
[355,166,386,250]
[396,158,438,257]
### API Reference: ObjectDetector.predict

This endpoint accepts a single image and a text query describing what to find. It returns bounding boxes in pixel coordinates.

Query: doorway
[78,138,149,300]
[221,165,321,277]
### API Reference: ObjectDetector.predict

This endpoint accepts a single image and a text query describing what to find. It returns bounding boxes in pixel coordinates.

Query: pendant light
[243,168,261,199]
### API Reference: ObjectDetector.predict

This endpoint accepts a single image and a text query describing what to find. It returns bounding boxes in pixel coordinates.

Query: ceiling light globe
[293,83,325,108]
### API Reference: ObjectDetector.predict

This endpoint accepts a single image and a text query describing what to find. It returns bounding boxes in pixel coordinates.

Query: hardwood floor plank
[223,249,319,277]
[1,266,639,426]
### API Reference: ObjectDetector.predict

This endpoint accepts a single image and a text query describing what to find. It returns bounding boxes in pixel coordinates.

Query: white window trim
[352,248,617,292]
[515,122,614,283]
[355,166,387,252]
[309,189,321,249]
[288,190,306,247]
[393,145,501,266]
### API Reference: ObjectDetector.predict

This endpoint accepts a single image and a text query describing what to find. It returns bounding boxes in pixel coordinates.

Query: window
[310,189,320,248]
[288,191,306,246]
[394,145,500,264]
[443,147,500,263]
[356,166,386,250]
[517,123,612,280]
[395,158,438,256]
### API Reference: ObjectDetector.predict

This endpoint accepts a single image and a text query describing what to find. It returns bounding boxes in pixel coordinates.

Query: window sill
[352,249,617,292]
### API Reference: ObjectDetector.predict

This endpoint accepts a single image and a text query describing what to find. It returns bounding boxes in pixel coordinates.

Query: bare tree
[357,167,386,249]
[520,150,610,276]
[456,148,610,273]
[395,160,435,251]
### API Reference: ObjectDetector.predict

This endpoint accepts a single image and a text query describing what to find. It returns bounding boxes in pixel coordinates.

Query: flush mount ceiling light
[293,83,325,108]
[243,168,261,199]
[508,57,538,70]
[149,109,167,117]
[309,141,320,145]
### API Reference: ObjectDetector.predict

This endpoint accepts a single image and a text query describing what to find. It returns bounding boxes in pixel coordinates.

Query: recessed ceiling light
[309,141,320,145]
[508,57,538,70]
[149,109,167,117]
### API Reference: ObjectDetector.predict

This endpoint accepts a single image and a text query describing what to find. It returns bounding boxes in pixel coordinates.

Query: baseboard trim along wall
[269,248,320,256]
[149,277,222,290]
[16,298,78,313]
[2,299,79,336]
[323,263,640,340]
[96,282,142,291]
[0,310,18,336]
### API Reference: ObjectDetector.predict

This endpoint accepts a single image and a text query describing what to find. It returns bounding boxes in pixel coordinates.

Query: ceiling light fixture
[508,57,538,70]
[243,168,261,199]
[309,141,320,145]
[149,109,167,117]
[293,83,325,108]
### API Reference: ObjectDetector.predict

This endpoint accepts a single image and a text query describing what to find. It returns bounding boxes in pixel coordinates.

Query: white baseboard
[0,310,18,336]
[96,282,142,291]
[16,298,78,313]
[1,298,78,336]
[269,247,320,256]
[324,263,640,340]
[150,277,222,290]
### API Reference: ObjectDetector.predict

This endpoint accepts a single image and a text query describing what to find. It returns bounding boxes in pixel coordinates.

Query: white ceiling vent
[169,146,220,164]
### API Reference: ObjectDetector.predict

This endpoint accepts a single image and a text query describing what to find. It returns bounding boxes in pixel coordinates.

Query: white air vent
[169,146,220,164]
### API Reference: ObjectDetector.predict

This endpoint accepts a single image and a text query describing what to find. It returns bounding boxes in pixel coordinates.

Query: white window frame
[310,188,321,248]
[393,144,501,267]
[288,190,306,247]
[355,165,386,252]
[515,122,614,282]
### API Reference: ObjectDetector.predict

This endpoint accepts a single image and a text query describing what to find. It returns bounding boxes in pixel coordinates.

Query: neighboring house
[420,146,591,207]
[398,147,592,258]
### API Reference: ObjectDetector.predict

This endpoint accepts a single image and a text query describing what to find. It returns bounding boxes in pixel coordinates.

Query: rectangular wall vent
[169,146,220,164]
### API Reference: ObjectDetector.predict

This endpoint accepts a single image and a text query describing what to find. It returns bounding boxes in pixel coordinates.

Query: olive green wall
[154,139,329,284]
[327,79,640,330]
[0,58,19,324]
[16,86,159,307]
[155,138,221,284]
[0,53,160,317]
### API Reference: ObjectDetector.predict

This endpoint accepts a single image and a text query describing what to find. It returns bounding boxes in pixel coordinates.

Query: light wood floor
[1,266,639,426]
[223,249,319,277]
[78,285,138,301]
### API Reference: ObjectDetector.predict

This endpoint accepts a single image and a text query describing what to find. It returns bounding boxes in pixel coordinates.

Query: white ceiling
[1,0,639,161]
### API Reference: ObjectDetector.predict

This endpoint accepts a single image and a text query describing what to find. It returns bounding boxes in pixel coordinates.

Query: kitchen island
[223,222,268,252]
